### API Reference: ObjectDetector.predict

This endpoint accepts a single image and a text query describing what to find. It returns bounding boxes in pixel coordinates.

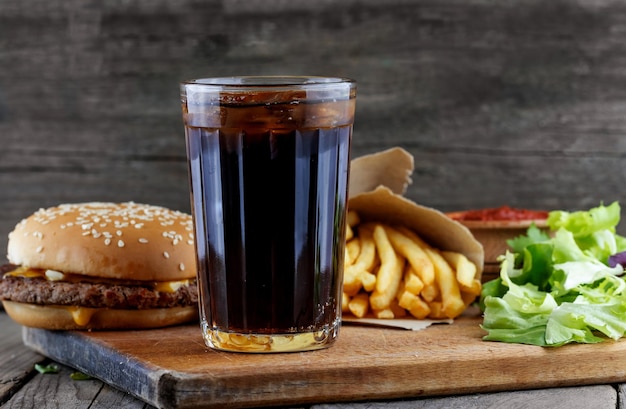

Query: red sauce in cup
[448,206,548,222]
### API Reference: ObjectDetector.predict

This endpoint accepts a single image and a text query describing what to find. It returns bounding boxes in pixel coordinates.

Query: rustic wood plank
[3,310,621,409]
[2,363,102,409]
[91,384,154,409]
[20,312,626,409]
[0,360,152,409]
[618,384,626,409]
[312,385,618,409]
[3,4,626,408]
[2,0,626,260]
[0,313,46,405]
[0,311,153,408]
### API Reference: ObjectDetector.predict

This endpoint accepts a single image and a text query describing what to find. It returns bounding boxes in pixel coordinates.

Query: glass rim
[181,76,356,89]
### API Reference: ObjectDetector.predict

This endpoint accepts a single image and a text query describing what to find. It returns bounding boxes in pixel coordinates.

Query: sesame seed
[138,238,149,244]
[163,251,170,259]
[104,238,111,246]
[36,246,43,253]
[45,270,64,281]
[179,263,185,271]
[118,240,125,248]
[116,230,122,236]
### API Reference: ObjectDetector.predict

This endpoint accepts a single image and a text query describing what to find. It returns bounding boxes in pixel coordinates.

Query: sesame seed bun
[7,202,196,281]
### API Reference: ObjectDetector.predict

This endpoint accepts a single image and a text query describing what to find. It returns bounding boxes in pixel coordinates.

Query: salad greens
[35,363,59,374]
[480,202,626,346]
[70,371,94,380]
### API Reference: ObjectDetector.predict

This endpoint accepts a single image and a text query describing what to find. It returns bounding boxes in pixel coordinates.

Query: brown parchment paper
[349,147,414,198]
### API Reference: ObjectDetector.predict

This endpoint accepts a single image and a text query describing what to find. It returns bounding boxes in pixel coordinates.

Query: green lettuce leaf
[482,296,550,346]
[480,202,626,347]
[547,202,620,238]
[544,304,604,346]
[546,299,626,344]
[507,224,550,254]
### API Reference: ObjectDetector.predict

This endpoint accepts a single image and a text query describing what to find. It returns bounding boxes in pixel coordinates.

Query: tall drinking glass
[181,76,356,352]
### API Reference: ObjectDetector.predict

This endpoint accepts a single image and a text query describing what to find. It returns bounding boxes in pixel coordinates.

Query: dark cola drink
[182,77,356,352]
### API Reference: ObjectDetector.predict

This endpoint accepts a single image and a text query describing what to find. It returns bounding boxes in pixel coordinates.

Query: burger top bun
[7,202,196,281]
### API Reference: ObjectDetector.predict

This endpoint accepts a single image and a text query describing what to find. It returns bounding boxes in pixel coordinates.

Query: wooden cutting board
[22,311,626,409]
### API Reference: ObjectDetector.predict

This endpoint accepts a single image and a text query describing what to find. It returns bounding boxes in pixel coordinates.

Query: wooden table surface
[4,0,626,263]
[3,1,626,407]
[1,310,625,409]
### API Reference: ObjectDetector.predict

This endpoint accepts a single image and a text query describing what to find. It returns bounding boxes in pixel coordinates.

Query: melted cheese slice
[4,266,191,293]
[68,306,98,326]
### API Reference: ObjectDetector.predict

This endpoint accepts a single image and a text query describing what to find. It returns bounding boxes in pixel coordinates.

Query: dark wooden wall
[2,0,626,263]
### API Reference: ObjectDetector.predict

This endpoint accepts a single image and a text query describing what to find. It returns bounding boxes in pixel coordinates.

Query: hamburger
[0,202,199,330]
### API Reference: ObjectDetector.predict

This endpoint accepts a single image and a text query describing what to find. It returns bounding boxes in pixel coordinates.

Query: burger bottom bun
[2,301,198,330]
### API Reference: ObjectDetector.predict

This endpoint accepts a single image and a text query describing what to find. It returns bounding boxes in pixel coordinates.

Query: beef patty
[0,265,198,310]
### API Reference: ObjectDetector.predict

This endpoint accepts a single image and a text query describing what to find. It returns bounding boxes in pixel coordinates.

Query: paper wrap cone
[348,147,483,275]
[343,148,484,330]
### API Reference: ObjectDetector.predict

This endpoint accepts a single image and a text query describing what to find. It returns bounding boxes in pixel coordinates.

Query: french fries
[369,225,404,311]
[343,225,378,296]
[342,211,481,320]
